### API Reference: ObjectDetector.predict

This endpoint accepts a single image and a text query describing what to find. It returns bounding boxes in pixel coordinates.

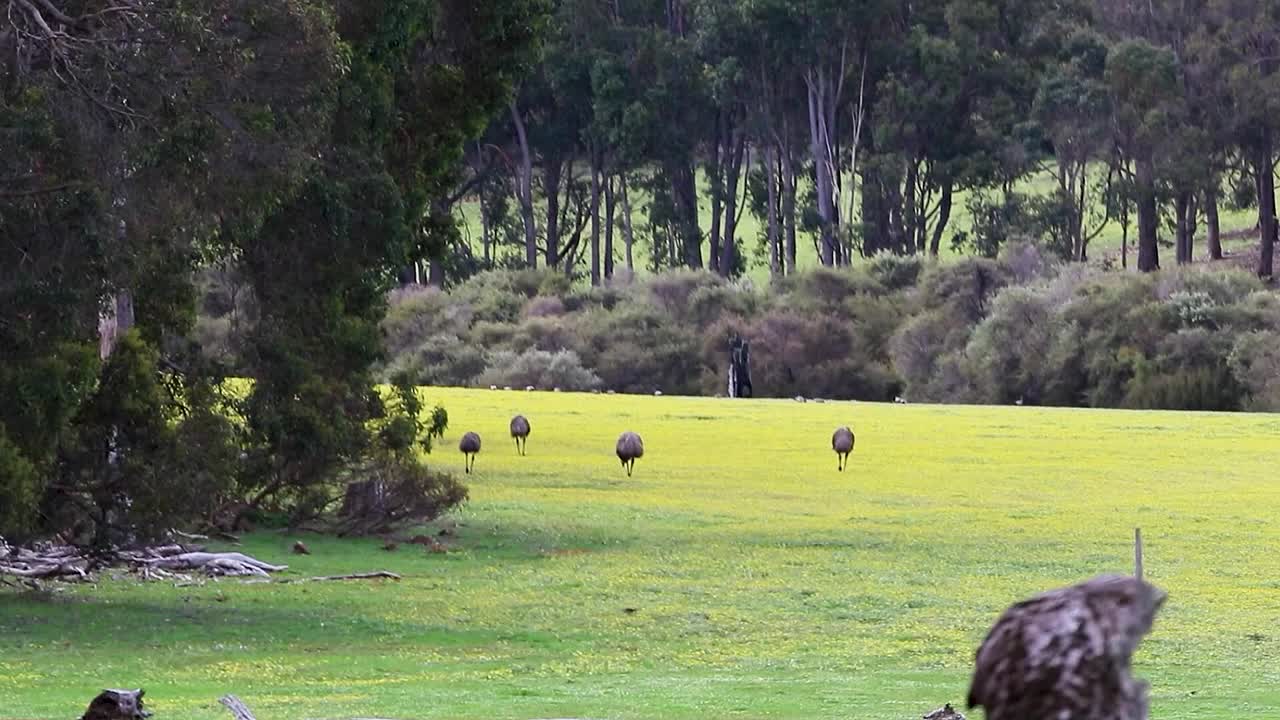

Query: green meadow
[5,387,1280,719]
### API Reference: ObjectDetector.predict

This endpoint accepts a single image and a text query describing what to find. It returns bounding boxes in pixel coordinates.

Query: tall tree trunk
[544,156,562,267]
[707,111,724,274]
[1257,135,1278,278]
[620,174,636,274]
[1205,184,1222,260]
[669,162,702,269]
[722,124,746,278]
[930,179,953,256]
[860,161,884,256]
[1175,190,1192,265]
[806,70,838,267]
[765,143,781,281]
[781,145,798,275]
[429,262,445,287]
[1135,154,1160,272]
[510,102,537,268]
[902,159,919,256]
[589,153,602,286]
[604,175,615,280]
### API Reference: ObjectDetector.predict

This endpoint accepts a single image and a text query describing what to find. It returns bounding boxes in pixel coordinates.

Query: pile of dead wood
[0,535,286,585]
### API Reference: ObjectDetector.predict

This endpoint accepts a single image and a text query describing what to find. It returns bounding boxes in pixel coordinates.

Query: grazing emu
[616,431,644,477]
[832,426,855,471]
[968,575,1165,720]
[510,414,531,456]
[459,432,481,473]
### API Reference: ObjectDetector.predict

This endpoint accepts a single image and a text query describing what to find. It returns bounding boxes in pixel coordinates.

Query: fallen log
[145,552,288,577]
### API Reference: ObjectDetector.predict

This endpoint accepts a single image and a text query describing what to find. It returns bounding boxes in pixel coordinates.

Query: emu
[510,414,531,456]
[832,426,855,471]
[616,431,644,477]
[459,431,481,473]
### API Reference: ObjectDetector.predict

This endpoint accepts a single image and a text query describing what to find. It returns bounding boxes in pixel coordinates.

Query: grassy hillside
[5,388,1280,719]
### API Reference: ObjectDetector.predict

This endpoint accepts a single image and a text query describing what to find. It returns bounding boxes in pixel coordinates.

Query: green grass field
[5,388,1280,719]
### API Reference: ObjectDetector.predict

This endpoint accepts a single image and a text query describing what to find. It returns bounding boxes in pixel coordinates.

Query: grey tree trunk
[589,153,602,286]
[930,179,953,257]
[781,145,798,275]
[510,102,537,268]
[670,161,703,269]
[604,175,615,280]
[806,67,839,267]
[765,143,781,280]
[1135,154,1160,272]
[544,156,562,267]
[620,174,636,274]
[722,125,746,278]
[1205,184,1222,260]
[1257,135,1278,278]
[708,112,723,274]
[1175,190,1192,265]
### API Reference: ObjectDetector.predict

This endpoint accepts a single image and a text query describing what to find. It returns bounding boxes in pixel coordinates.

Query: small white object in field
[607,389,616,395]
[592,389,602,394]
[654,390,663,396]
[894,396,909,404]
[504,386,512,391]
[553,387,562,392]
[794,395,806,403]
[489,385,498,391]
[526,385,535,392]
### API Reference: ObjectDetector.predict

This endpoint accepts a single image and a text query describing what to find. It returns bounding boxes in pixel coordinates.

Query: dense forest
[432,0,1279,283]
[3,0,1280,543]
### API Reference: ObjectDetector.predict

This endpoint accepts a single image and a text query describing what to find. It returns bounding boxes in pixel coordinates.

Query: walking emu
[832,426,855,471]
[510,415,531,455]
[968,575,1166,720]
[616,431,644,476]
[459,432,481,473]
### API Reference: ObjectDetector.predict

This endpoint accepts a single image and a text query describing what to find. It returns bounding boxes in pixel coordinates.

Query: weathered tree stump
[81,689,151,720]
[727,334,753,398]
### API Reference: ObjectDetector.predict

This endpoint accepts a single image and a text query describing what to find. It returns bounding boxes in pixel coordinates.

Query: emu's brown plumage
[459,431,481,473]
[967,575,1165,720]
[616,431,644,476]
[832,426,855,471]
[510,415,531,456]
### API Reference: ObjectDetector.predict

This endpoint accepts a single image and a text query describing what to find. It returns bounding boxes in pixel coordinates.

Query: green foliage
[0,430,41,540]
[477,349,603,391]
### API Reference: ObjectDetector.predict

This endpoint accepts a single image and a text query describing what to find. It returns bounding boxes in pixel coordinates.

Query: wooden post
[1134,527,1144,580]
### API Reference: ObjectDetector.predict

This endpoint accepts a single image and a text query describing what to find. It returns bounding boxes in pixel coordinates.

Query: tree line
[447,0,1279,283]
[0,0,545,542]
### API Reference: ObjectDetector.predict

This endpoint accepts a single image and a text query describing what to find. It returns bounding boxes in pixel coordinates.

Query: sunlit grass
[4,388,1280,719]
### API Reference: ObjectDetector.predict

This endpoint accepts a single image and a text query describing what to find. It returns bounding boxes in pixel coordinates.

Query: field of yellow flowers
[5,388,1280,719]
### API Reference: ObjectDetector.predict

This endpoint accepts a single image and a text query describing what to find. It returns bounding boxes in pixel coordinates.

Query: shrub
[867,253,925,291]
[966,286,1061,404]
[381,286,470,357]
[477,348,602,391]
[918,257,1010,322]
[524,295,567,318]
[571,304,703,394]
[382,334,486,387]
[744,309,898,400]
[1228,331,1280,410]
[646,270,730,317]
[781,266,886,309]
[510,316,577,353]
[0,429,40,540]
